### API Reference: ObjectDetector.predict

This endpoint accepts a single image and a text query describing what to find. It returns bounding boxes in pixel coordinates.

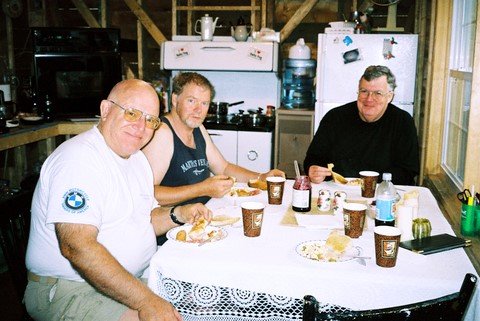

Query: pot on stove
[240,108,267,128]
[208,100,244,117]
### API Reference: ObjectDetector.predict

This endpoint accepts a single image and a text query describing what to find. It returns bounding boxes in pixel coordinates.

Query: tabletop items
[458,185,480,236]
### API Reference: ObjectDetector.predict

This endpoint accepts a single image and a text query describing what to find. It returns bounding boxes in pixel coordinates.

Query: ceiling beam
[280,0,319,43]
[123,0,167,45]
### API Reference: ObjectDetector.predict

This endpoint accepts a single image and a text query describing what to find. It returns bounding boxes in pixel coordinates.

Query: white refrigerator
[314,33,418,131]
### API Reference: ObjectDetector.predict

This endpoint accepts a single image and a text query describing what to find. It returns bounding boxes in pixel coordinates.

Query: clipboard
[399,233,472,255]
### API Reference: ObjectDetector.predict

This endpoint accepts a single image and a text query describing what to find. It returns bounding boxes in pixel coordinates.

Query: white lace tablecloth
[148,181,479,321]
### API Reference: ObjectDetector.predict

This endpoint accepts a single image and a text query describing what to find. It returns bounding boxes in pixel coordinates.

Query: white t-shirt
[26,126,158,281]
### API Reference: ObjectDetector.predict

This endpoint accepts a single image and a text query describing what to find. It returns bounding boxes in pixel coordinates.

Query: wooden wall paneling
[100,0,107,27]
[71,0,101,27]
[137,0,144,80]
[423,0,451,175]
[463,1,480,188]
[279,0,319,43]
[123,0,167,45]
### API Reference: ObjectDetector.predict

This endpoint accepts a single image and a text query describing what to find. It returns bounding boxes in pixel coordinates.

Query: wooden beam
[176,6,261,11]
[70,0,101,27]
[123,0,167,45]
[279,0,318,43]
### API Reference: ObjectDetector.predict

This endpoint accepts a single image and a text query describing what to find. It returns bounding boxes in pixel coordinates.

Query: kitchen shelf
[172,0,267,36]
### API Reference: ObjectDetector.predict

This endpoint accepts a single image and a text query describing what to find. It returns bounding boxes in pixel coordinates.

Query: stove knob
[247,150,258,161]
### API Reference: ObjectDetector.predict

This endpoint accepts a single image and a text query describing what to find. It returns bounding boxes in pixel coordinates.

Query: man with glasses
[25,79,210,320]
[304,65,419,185]
[143,72,284,209]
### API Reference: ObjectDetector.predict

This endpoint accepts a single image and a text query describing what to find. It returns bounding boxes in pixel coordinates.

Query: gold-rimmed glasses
[107,100,161,130]
[357,89,392,100]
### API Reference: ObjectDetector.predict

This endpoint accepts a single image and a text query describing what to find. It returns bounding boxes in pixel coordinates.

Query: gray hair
[172,72,215,100]
[360,65,397,91]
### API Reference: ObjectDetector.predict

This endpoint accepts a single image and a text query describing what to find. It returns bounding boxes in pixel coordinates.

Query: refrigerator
[314,33,418,131]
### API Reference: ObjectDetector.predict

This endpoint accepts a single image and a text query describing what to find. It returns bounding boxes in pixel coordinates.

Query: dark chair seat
[0,188,35,320]
[303,273,477,321]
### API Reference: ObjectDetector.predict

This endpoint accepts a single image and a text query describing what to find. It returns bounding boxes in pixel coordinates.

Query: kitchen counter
[0,120,96,151]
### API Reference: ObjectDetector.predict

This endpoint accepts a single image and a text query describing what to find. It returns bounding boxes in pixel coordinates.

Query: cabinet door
[237,131,272,173]
[207,130,238,165]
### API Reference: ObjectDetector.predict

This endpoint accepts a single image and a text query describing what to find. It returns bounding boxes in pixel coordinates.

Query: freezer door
[316,34,418,104]
[162,41,278,71]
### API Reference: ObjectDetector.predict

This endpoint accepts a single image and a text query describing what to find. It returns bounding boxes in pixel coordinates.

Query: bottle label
[376,198,395,221]
[292,189,310,208]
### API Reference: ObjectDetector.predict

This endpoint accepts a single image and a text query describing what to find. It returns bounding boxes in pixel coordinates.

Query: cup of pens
[458,186,480,236]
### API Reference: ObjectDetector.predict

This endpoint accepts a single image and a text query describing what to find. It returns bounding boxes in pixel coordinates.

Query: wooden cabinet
[274,109,315,178]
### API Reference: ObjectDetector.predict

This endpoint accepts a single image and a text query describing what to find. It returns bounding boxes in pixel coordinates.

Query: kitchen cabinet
[274,109,315,178]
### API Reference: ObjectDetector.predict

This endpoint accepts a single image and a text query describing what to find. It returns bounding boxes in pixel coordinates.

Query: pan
[208,101,244,117]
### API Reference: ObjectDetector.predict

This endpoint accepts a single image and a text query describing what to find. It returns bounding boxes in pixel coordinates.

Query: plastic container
[282,59,316,109]
[375,173,397,226]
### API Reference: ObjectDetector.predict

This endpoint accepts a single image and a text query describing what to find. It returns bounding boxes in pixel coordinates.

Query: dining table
[147,180,479,321]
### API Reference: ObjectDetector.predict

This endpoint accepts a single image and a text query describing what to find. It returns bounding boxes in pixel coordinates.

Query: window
[442,0,477,187]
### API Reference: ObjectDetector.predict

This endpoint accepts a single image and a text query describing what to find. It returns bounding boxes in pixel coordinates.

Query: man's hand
[202,175,235,198]
[135,294,183,321]
[308,165,332,184]
[175,203,212,225]
[258,169,285,181]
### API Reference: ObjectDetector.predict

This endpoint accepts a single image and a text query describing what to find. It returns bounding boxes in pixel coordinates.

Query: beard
[184,115,205,128]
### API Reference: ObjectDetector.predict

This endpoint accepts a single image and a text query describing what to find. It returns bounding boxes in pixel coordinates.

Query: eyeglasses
[108,100,161,130]
[357,89,392,100]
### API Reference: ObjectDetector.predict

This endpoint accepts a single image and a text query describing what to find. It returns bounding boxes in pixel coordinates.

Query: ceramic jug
[195,14,219,41]
[231,25,252,42]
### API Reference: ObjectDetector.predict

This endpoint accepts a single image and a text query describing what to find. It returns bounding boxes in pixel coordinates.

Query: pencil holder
[460,204,477,236]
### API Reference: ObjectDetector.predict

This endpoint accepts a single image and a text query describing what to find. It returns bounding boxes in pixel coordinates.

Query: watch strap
[169,206,184,225]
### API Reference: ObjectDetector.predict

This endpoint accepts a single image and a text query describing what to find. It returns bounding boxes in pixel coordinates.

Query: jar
[292,175,311,212]
[412,218,432,239]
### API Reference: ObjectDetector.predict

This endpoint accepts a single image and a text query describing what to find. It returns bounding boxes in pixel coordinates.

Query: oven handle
[201,46,236,51]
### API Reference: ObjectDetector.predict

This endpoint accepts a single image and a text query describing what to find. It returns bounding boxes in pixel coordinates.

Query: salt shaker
[317,189,331,212]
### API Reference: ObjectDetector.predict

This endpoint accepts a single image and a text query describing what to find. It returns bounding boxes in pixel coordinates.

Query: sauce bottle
[292,175,311,212]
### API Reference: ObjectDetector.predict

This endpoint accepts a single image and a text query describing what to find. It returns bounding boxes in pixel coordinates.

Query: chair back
[0,189,34,298]
[303,273,477,321]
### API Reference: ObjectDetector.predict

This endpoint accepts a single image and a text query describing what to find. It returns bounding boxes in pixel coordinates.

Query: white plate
[210,206,242,227]
[330,177,362,189]
[229,186,261,197]
[296,240,362,263]
[167,225,227,244]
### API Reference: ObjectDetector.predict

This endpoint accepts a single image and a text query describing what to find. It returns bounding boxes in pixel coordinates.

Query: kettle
[195,14,219,41]
[230,16,252,42]
[289,38,311,59]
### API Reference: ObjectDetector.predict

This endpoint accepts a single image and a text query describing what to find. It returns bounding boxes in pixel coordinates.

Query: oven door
[33,53,122,118]
[237,131,272,173]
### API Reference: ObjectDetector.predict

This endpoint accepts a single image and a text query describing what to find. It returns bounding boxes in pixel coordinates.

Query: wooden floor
[0,270,25,321]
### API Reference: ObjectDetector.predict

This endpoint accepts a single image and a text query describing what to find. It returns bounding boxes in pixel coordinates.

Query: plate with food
[229,186,261,197]
[331,177,363,189]
[167,218,227,244]
[20,116,44,125]
[295,232,362,263]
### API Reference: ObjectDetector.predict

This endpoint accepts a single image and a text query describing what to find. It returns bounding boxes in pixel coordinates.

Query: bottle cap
[382,173,392,181]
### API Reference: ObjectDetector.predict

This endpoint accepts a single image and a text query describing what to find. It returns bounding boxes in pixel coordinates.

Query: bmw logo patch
[62,189,89,213]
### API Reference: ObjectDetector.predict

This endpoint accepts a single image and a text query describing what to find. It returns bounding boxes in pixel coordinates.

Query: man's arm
[56,223,181,320]
[150,203,212,236]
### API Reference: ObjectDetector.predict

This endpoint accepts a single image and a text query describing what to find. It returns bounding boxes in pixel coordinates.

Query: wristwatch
[169,206,184,225]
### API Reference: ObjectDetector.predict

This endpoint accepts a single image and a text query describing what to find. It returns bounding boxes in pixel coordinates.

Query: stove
[203,114,275,132]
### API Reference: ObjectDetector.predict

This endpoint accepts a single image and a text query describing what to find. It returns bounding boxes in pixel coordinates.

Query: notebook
[399,233,472,255]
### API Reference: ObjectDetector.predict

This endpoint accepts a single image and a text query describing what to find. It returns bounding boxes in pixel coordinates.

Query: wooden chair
[303,273,477,321]
[0,188,35,320]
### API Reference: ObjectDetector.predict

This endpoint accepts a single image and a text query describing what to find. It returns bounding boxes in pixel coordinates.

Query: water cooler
[281,38,316,109]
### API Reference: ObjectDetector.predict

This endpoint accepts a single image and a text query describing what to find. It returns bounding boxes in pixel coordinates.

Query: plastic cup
[241,201,265,237]
[342,202,367,238]
[359,171,379,198]
[266,177,286,205]
[374,226,402,268]
[396,205,414,241]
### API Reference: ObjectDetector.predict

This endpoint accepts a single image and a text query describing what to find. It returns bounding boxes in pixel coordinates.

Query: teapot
[195,14,219,41]
[230,17,251,42]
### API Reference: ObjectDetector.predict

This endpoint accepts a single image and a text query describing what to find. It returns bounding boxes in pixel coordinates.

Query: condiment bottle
[292,175,311,212]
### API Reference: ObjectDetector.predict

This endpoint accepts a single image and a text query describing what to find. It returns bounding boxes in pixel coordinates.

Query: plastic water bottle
[375,173,396,226]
